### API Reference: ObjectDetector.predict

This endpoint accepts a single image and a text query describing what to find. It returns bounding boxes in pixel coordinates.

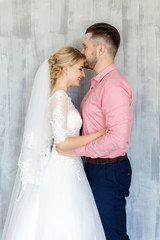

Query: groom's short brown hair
[86,23,120,58]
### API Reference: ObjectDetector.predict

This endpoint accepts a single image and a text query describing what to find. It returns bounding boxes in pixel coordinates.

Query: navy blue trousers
[85,157,132,240]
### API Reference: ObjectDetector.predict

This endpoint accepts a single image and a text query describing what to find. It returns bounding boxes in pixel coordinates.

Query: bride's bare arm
[56,128,107,151]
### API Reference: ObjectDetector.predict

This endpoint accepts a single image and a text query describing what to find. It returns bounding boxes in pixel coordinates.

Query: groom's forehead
[83,33,93,45]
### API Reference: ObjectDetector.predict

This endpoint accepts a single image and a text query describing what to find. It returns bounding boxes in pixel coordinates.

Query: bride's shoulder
[49,89,68,100]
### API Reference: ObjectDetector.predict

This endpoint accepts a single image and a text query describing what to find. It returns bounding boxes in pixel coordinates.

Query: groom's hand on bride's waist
[56,147,77,157]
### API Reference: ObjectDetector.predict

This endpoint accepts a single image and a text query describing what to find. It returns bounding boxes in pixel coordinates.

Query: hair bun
[48,55,57,65]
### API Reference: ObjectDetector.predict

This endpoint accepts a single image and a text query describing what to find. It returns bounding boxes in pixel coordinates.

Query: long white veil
[2,59,52,239]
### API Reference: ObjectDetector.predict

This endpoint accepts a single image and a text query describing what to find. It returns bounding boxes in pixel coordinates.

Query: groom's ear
[98,44,106,56]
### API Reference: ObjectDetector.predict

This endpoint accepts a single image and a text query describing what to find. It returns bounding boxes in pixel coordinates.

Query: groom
[59,23,133,240]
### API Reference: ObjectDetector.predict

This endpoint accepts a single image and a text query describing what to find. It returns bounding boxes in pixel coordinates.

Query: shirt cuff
[75,145,86,156]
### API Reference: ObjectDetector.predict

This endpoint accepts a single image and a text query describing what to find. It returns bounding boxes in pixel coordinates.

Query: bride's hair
[48,46,85,88]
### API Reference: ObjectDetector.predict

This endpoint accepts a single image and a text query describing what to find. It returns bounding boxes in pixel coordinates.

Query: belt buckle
[96,158,99,164]
[85,157,90,164]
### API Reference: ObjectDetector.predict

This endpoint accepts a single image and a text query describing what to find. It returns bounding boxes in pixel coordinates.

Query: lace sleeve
[50,90,68,144]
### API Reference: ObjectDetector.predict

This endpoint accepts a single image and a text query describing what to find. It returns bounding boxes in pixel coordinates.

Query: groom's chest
[81,84,105,119]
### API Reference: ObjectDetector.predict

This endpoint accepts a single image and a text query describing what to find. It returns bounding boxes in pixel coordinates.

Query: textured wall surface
[0,0,160,239]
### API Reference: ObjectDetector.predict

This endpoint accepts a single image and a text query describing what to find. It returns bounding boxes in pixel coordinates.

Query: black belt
[85,154,127,165]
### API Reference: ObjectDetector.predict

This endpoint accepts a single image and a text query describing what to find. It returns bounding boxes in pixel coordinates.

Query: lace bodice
[49,90,82,144]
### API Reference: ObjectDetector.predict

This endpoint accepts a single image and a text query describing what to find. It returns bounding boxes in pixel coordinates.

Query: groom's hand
[56,147,77,157]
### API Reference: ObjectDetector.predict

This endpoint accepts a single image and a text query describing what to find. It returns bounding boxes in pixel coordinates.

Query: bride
[2,46,106,240]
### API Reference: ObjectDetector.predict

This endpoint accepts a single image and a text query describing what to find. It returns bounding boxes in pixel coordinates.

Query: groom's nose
[81,48,85,54]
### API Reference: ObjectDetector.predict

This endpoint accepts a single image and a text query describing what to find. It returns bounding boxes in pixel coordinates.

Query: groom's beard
[84,51,97,70]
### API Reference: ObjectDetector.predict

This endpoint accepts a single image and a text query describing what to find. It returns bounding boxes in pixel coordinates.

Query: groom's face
[81,33,97,70]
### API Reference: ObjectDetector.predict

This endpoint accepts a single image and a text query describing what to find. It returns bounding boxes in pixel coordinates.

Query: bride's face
[66,59,85,87]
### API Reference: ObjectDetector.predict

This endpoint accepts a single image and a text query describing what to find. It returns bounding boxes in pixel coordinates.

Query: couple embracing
[2,23,133,240]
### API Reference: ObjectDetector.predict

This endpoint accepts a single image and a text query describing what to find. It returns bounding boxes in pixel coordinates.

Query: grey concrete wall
[0,0,160,239]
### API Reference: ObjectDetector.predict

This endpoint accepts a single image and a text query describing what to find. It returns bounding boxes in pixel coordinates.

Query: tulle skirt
[2,153,106,240]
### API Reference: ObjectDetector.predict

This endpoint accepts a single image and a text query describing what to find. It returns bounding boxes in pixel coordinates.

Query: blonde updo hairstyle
[48,46,85,88]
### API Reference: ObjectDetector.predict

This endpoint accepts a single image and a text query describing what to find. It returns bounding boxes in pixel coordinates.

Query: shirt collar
[91,64,116,83]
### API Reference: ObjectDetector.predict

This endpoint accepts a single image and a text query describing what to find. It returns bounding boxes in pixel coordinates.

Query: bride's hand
[98,128,107,137]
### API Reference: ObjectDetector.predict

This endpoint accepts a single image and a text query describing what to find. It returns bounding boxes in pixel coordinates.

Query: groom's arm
[75,83,133,158]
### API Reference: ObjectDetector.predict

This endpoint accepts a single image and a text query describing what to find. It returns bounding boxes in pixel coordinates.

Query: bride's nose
[82,70,85,77]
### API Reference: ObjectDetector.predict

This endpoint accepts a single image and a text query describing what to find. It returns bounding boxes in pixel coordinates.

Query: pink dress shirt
[75,64,133,158]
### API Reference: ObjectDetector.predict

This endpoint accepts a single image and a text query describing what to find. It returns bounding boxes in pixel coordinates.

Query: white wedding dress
[3,90,106,240]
